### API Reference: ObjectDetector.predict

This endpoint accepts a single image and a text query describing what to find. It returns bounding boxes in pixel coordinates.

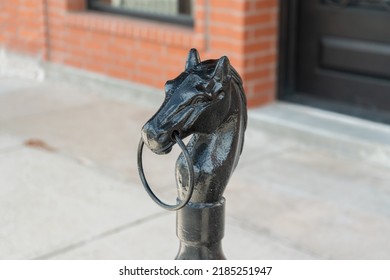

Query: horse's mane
[190,59,248,131]
[229,66,248,131]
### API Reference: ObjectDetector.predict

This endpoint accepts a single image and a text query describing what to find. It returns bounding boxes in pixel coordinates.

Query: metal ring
[137,133,195,211]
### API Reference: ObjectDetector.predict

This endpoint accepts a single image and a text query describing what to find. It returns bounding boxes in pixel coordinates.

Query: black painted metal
[138,132,195,211]
[138,49,247,259]
[176,198,226,260]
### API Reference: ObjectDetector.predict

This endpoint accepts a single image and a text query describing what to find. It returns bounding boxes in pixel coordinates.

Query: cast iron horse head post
[138,48,247,259]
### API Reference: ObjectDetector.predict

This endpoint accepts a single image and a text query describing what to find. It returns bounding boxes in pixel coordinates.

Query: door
[279,0,390,124]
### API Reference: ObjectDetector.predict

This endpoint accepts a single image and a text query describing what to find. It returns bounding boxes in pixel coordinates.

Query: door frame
[277,0,390,123]
[277,0,299,102]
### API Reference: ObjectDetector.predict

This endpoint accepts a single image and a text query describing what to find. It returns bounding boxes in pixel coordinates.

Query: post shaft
[175,197,226,260]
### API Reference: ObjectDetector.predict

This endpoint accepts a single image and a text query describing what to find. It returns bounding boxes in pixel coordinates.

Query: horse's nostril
[141,126,150,142]
[171,130,180,141]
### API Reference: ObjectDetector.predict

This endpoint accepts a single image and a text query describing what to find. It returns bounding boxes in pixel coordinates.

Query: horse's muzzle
[141,123,174,155]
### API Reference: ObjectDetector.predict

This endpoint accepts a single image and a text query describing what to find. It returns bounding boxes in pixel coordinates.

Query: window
[88,0,194,27]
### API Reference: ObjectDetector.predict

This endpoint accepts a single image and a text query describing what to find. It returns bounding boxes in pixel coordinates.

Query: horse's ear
[212,56,230,83]
[185,48,201,70]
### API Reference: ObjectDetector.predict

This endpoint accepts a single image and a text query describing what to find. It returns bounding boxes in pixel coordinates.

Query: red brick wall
[0,0,46,56]
[0,0,278,107]
[206,0,278,106]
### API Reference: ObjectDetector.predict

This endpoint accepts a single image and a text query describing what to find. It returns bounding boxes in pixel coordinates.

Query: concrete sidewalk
[1,76,390,259]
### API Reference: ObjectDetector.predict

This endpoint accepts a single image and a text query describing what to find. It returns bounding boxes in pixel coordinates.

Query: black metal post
[138,48,247,259]
[176,199,226,260]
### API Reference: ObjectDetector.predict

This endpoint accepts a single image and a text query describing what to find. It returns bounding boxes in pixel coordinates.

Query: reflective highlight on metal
[137,132,195,211]
[138,48,247,259]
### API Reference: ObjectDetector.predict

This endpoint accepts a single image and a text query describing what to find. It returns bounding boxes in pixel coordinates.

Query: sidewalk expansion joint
[33,211,169,260]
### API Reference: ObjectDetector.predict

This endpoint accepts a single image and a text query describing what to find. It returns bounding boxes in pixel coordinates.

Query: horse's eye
[192,95,209,105]
[195,83,206,92]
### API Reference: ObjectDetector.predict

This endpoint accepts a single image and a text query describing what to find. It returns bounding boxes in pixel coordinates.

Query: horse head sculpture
[141,48,247,205]
[138,48,247,259]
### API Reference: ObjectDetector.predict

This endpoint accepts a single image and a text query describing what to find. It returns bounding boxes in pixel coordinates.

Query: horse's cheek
[175,154,190,189]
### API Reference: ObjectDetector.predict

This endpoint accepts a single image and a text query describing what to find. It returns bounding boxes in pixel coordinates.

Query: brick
[67,0,86,11]
[133,73,159,88]
[65,27,89,41]
[255,53,277,66]
[136,62,162,77]
[209,25,245,41]
[247,91,275,107]
[66,44,88,59]
[210,10,244,27]
[196,0,207,7]
[158,54,182,70]
[255,0,278,10]
[209,0,247,12]
[83,32,110,51]
[253,80,276,92]
[244,52,277,68]
[66,58,84,68]
[132,44,162,65]
[105,65,133,81]
[209,38,243,54]
[243,38,275,54]
[245,11,274,26]
[106,36,133,57]
[243,66,274,81]
[50,40,68,53]
[137,40,162,53]
[84,59,107,73]
[106,44,131,58]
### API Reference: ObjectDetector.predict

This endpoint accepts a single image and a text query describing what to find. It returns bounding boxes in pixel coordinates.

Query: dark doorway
[279,0,390,124]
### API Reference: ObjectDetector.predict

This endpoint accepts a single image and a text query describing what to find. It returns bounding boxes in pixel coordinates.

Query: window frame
[87,0,194,27]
